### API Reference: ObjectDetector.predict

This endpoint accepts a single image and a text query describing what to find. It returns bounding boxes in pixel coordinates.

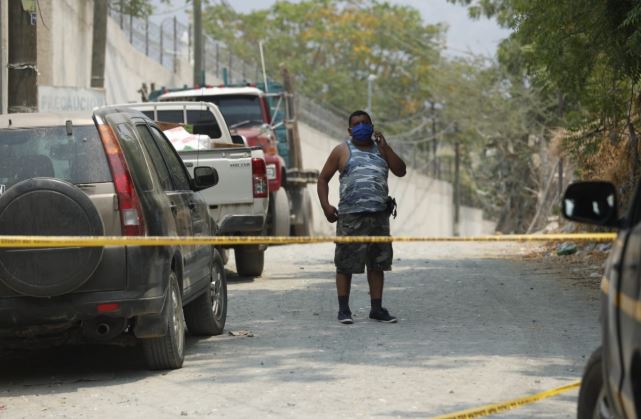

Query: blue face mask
[351,123,374,142]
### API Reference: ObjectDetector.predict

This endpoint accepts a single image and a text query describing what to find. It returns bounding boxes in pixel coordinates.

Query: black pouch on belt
[386,196,397,219]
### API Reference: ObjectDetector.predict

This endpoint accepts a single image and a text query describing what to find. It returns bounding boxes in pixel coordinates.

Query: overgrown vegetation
[200,0,641,232]
[452,0,641,216]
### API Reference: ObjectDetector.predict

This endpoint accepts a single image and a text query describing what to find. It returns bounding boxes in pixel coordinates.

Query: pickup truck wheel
[185,251,227,336]
[292,189,313,236]
[142,273,185,370]
[270,188,291,236]
[577,347,610,419]
[235,246,265,277]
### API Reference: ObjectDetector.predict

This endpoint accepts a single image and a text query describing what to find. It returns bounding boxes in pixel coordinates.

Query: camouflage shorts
[335,211,393,274]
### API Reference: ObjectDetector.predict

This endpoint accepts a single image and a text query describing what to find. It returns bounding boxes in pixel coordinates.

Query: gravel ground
[0,242,600,418]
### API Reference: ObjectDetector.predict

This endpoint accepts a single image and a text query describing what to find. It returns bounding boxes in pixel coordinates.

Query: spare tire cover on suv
[0,178,104,297]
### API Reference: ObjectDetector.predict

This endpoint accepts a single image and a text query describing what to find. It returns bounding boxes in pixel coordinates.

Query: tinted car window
[0,125,111,191]
[149,127,191,191]
[136,125,173,191]
[201,95,262,127]
[141,111,155,120]
[186,109,222,139]
[114,123,154,192]
[156,110,184,124]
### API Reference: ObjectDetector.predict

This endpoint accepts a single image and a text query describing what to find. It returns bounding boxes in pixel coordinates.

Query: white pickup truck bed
[180,147,266,234]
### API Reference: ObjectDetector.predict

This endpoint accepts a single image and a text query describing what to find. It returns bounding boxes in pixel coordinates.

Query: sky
[151,0,511,58]
[234,0,511,57]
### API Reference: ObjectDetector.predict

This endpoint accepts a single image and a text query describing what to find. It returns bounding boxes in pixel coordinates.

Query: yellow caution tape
[0,233,616,248]
[433,380,581,419]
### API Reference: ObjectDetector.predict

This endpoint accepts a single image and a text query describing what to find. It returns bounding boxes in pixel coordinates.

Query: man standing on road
[317,110,407,324]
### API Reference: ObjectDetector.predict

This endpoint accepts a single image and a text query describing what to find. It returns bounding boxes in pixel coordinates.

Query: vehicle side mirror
[231,134,246,145]
[193,166,218,190]
[562,181,619,227]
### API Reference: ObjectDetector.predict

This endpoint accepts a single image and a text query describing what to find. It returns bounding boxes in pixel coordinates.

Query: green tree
[203,0,443,121]
[110,0,170,17]
[450,0,641,173]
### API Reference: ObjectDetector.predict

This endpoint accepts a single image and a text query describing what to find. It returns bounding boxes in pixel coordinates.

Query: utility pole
[282,66,302,169]
[8,1,38,113]
[453,123,461,237]
[558,158,564,198]
[431,101,438,178]
[0,0,4,114]
[193,0,203,86]
[91,0,108,88]
[366,74,376,115]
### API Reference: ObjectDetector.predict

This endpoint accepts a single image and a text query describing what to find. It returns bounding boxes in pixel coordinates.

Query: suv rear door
[136,123,211,295]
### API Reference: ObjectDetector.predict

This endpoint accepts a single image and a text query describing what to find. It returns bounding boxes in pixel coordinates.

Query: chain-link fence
[109,8,190,72]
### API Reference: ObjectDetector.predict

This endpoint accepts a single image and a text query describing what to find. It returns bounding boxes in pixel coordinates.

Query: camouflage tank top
[338,140,389,214]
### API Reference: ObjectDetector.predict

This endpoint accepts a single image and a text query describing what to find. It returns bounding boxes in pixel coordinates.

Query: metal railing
[109,8,190,72]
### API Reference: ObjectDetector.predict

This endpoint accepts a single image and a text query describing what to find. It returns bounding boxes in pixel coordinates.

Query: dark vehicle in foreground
[0,108,227,370]
[562,181,640,418]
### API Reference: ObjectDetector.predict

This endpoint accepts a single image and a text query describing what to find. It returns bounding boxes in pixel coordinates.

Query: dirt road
[0,242,600,418]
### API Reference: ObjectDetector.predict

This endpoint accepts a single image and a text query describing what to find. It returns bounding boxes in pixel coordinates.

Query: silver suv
[0,107,226,370]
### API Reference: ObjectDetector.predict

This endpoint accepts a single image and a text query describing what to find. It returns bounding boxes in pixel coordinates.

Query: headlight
[266,164,277,180]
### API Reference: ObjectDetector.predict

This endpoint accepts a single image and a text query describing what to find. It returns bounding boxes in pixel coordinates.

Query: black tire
[142,273,185,370]
[235,246,265,277]
[185,251,227,336]
[577,347,608,419]
[269,189,291,236]
[0,178,104,297]
[292,189,313,236]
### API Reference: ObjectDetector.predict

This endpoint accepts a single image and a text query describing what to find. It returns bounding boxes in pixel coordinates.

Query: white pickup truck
[118,102,269,277]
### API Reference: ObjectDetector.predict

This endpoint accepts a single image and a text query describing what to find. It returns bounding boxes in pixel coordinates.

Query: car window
[186,109,222,139]
[0,125,111,192]
[149,126,191,191]
[141,111,155,120]
[156,110,185,124]
[113,123,154,192]
[135,125,174,191]
[203,95,263,127]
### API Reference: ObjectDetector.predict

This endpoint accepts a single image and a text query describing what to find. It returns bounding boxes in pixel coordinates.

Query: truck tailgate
[180,149,254,206]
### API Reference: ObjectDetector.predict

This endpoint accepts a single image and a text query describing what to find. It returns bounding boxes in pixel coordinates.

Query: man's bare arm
[375,131,406,177]
[317,145,342,223]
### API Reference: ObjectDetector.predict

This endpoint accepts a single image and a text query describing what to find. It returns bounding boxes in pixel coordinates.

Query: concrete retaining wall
[299,123,457,237]
[33,0,216,107]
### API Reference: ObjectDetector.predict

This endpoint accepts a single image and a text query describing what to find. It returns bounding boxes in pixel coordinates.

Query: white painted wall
[36,0,217,106]
[50,0,93,88]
